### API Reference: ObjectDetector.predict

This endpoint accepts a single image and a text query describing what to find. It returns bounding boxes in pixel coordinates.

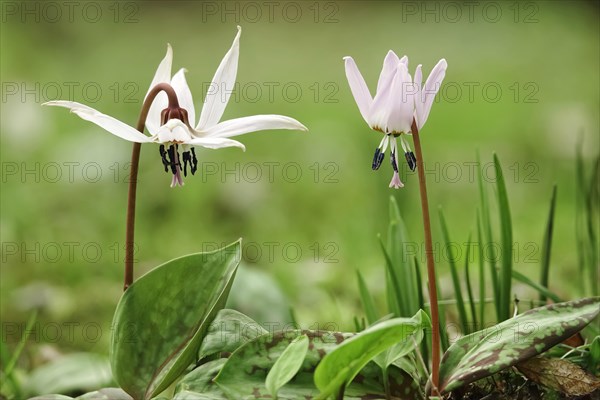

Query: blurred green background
[1,0,598,361]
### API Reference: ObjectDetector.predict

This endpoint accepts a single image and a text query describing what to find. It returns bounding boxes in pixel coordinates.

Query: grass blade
[379,236,403,317]
[356,270,378,325]
[540,185,557,303]
[387,196,418,316]
[463,237,477,331]
[414,256,429,366]
[438,208,469,334]
[1,310,38,398]
[493,153,513,321]
[512,269,562,303]
[477,152,499,320]
[476,213,486,329]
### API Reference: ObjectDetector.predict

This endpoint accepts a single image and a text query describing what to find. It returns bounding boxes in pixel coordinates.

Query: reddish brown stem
[123,83,180,291]
[411,120,440,395]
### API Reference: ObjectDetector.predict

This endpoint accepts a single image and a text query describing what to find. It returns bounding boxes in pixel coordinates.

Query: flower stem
[411,120,440,395]
[123,83,180,291]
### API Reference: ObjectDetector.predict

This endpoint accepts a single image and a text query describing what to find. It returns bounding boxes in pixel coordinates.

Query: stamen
[191,148,198,175]
[159,145,169,173]
[167,145,177,174]
[372,148,385,170]
[391,151,399,173]
[182,151,191,177]
[405,151,417,171]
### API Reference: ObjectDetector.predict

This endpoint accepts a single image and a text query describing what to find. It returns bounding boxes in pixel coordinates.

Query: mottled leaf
[265,334,309,397]
[198,309,267,360]
[439,297,600,393]
[177,336,419,399]
[314,310,430,399]
[26,353,113,397]
[517,357,600,395]
[110,240,241,399]
[75,388,132,399]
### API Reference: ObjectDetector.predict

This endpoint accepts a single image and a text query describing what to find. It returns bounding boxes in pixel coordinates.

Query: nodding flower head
[343,50,446,189]
[44,26,307,188]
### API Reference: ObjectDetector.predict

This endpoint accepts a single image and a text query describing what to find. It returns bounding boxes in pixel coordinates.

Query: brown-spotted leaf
[517,357,600,396]
[439,297,600,393]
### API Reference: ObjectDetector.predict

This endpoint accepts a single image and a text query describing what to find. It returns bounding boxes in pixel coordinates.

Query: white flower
[44,26,307,187]
[413,59,447,131]
[343,50,446,189]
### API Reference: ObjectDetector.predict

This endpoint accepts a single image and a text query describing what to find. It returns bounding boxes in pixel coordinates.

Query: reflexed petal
[145,44,173,135]
[202,115,307,138]
[376,50,399,95]
[171,68,196,127]
[369,79,392,132]
[197,26,241,130]
[343,56,372,125]
[43,101,152,143]
[413,64,424,129]
[386,63,414,134]
[187,136,246,151]
[420,58,447,130]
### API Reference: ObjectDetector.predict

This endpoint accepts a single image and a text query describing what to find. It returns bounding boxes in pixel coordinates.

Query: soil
[445,370,600,400]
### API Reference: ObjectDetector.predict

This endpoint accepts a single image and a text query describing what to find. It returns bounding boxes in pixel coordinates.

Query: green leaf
[174,359,228,399]
[476,213,486,329]
[540,185,557,303]
[512,269,563,303]
[493,154,513,321]
[265,334,309,398]
[314,310,430,399]
[214,330,350,399]
[198,309,267,360]
[75,388,133,399]
[439,297,600,393]
[438,209,469,333]
[356,270,378,325]
[386,196,418,317]
[178,348,419,399]
[110,240,241,399]
[477,152,499,320]
[587,336,600,374]
[463,238,477,331]
[26,353,113,397]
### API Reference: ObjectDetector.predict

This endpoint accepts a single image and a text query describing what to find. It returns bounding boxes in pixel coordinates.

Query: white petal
[399,55,408,67]
[197,26,241,130]
[420,59,447,130]
[157,119,192,143]
[376,51,399,95]
[413,64,424,130]
[343,56,372,125]
[386,64,415,134]
[187,136,246,151]
[145,44,173,135]
[171,68,196,127]
[43,101,152,143]
[202,115,307,138]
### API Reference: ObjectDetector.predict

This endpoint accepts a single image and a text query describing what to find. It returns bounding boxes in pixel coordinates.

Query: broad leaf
[110,240,241,399]
[314,310,430,399]
[265,334,309,397]
[214,330,351,399]
[198,309,267,360]
[439,297,600,393]
[177,331,419,399]
[26,353,113,397]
